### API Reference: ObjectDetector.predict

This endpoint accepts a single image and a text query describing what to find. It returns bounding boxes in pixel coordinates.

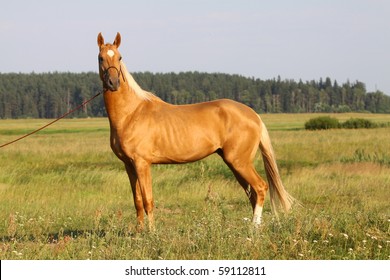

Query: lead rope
[0,90,103,148]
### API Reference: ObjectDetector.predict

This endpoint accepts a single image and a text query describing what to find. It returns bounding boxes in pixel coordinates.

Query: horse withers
[97,32,294,231]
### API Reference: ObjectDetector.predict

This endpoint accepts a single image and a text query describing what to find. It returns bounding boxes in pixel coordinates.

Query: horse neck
[103,75,143,131]
[103,61,161,131]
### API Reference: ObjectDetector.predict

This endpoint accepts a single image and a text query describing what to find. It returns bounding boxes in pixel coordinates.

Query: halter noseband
[102,64,126,91]
[104,65,126,82]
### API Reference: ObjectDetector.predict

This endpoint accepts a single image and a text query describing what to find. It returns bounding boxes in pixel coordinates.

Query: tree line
[1,71,389,118]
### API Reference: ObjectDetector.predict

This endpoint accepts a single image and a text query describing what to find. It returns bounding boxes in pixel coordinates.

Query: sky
[1,0,389,94]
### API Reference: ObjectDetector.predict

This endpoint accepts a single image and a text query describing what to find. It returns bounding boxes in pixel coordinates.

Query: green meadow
[0,114,389,260]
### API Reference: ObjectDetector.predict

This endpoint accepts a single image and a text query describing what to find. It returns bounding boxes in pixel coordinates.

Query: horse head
[97,32,123,91]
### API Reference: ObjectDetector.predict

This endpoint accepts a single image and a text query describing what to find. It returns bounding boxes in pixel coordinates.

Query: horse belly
[152,127,221,164]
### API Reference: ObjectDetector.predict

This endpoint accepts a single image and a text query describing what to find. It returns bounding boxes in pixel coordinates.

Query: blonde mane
[120,61,160,101]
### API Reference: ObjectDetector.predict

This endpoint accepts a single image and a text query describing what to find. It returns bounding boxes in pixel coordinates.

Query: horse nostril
[107,77,119,90]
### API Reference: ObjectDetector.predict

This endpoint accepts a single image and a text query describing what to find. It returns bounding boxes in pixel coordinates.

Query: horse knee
[144,199,154,215]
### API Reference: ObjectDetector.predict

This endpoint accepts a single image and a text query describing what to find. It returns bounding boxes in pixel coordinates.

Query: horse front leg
[125,163,145,232]
[133,159,155,231]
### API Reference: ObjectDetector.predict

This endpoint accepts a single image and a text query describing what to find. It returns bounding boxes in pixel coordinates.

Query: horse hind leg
[221,154,268,226]
[224,162,252,199]
[238,165,268,226]
[241,166,268,226]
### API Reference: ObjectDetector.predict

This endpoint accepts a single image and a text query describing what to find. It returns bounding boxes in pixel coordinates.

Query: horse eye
[98,56,103,63]
[119,56,122,61]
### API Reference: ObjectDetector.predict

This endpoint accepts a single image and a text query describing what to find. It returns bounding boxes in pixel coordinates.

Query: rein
[0,90,103,148]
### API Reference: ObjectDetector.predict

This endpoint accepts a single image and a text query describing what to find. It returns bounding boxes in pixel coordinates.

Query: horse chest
[110,129,145,163]
[110,132,129,162]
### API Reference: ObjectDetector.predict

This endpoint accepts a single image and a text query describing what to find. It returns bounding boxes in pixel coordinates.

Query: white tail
[259,122,294,214]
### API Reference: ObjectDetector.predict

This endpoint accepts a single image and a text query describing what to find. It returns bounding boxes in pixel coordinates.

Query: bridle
[104,65,125,81]
[101,59,126,91]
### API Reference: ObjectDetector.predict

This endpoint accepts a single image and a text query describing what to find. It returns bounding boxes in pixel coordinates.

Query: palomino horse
[97,32,294,231]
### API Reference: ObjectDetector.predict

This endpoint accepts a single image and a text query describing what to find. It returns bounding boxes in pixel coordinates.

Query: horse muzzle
[105,75,120,91]
[104,66,121,91]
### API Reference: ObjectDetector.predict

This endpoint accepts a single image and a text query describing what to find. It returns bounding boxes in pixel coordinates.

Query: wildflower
[362,240,367,244]
[313,240,318,244]
[328,233,333,237]
[378,245,382,249]
[342,233,349,239]
[322,240,329,244]
[298,253,304,257]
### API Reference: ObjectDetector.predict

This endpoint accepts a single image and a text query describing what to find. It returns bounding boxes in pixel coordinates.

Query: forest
[1,71,389,118]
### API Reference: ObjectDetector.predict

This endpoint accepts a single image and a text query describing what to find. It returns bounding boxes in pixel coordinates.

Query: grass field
[0,113,389,260]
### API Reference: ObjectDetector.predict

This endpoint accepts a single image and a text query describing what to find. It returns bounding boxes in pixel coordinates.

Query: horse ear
[113,32,121,48]
[97,33,105,48]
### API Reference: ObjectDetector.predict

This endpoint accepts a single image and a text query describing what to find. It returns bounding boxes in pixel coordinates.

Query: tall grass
[0,115,389,259]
